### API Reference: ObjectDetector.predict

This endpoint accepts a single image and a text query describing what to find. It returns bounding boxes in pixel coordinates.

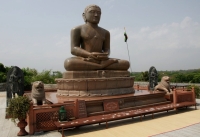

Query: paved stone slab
[0,91,200,137]
[151,122,200,137]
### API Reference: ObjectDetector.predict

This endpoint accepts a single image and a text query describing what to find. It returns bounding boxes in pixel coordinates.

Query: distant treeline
[131,69,200,83]
[1,62,200,89]
[0,63,62,90]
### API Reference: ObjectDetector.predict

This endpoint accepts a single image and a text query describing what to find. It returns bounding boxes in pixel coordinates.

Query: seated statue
[64,4,130,71]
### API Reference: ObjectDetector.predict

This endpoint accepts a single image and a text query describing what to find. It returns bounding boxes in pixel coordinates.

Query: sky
[1,0,200,73]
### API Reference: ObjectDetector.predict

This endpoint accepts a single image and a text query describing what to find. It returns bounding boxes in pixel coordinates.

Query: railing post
[75,99,79,119]
[192,87,197,110]
[27,103,34,135]
[137,84,139,91]
[173,88,177,111]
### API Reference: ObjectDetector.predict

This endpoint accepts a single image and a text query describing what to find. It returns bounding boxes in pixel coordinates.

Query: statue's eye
[89,10,101,15]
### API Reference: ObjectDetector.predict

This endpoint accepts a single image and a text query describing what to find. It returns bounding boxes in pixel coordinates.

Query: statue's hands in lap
[91,52,109,61]
[84,52,117,65]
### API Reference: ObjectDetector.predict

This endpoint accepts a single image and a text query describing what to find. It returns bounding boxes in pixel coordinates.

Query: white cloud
[180,16,192,29]
[148,28,169,39]
[109,17,200,71]
[140,27,150,33]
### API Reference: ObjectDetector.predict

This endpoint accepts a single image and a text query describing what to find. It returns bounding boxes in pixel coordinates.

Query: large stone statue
[56,5,134,97]
[64,4,129,71]
[7,66,24,98]
[149,66,158,90]
[6,66,24,106]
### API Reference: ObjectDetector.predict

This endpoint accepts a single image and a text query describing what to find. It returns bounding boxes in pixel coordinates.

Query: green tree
[141,71,149,81]
[32,70,62,84]
[187,85,200,98]
[52,71,62,78]
[22,68,38,90]
[0,72,6,82]
[174,74,186,83]
[0,63,6,72]
[192,74,200,83]
[0,63,7,82]
[185,73,194,83]
[128,68,200,83]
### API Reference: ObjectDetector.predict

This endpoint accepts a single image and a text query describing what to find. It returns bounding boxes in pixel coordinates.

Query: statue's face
[34,81,44,92]
[85,6,101,24]
[162,76,170,83]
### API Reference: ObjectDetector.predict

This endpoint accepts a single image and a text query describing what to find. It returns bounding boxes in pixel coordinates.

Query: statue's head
[82,4,101,24]
[161,76,170,83]
[32,81,44,92]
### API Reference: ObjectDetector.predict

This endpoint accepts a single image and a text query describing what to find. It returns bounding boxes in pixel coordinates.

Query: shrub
[187,85,200,99]
[6,96,31,123]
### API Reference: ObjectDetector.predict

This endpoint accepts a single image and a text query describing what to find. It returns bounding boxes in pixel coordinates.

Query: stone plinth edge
[55,77,135,97]
[57,87,135,97]
[63,70,130,79]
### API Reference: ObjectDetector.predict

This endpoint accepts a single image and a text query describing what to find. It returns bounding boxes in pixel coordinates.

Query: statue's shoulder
[71,24,85,33]
[98,26,110,35]
[71,24,86,30]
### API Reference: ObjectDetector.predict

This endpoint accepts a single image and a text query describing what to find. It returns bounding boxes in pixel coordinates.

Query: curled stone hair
[82,4,101,22]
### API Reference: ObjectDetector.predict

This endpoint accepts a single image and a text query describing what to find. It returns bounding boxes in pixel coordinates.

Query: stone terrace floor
[0,91,200,137]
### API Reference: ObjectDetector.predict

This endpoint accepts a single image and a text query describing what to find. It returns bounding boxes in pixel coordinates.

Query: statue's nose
[94,12,99,16]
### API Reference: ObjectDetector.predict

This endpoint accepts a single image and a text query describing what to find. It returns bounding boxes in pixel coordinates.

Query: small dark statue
[6,66,24,106]
[149,66,158,91]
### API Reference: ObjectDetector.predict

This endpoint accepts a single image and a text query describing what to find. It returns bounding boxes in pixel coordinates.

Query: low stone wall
[1,82,199,92]
[134,82,200,87]
[0,83,57,92]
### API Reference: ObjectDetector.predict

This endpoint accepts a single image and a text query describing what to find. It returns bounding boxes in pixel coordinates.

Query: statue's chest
[81,28,105,41]
[81,27,106,52]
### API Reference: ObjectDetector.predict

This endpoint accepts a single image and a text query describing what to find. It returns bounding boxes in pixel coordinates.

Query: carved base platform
[57,87,134,96]
[63,70,130,79]
[45,90,170,115]
[56,71,134,97]
[26,88,196,135]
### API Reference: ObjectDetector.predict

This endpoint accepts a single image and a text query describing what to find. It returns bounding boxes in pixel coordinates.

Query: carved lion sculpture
[154,76,171,93]
[31,81,46,105]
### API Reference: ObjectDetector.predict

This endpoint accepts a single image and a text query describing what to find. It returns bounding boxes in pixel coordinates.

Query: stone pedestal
[56,71,135,97]
[63,70,130,79]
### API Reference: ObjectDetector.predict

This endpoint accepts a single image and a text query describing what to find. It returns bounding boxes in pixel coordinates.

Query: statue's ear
[82,13,87,22]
